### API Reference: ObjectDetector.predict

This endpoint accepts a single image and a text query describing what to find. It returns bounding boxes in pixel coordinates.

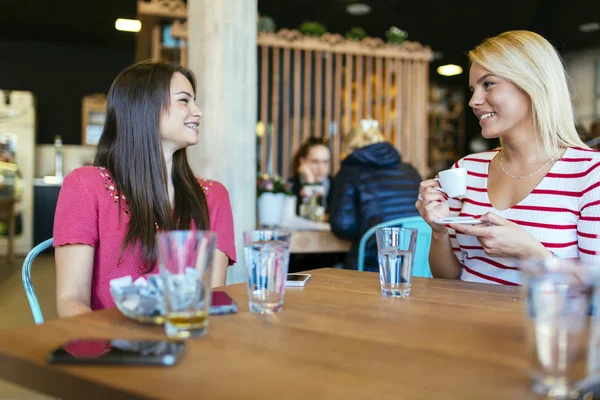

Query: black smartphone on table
[210,291,238,315]
[48,339,185,366]
[285,274,312,287]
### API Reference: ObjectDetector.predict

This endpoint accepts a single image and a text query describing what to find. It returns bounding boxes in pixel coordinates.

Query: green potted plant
[298,22,327,37]
[386,26,408,45]
[345,27,367,41]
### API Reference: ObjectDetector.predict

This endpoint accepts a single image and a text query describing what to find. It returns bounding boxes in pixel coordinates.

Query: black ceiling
[0,0,137,46]
[258,0,600,77]
[1,0,599,75]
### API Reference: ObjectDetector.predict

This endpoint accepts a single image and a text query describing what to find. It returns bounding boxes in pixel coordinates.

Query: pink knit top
[53,166,236,310]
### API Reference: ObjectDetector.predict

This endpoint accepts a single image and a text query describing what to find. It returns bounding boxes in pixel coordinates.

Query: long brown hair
[94,62,209,272]
[291,137,329,177]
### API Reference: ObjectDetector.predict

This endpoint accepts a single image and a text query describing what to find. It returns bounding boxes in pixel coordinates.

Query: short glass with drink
[243,230,292,314]
[156,230,217,339]
[521,258,600,397]
[375,227,418,297]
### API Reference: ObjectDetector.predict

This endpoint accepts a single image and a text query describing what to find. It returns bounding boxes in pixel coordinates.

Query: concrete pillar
[187,0,257,283]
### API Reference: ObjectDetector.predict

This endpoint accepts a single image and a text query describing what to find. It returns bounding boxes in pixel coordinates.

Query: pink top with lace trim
[53,166,236,310]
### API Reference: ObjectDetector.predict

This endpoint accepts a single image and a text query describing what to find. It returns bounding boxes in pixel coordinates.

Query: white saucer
[434,217,483,225]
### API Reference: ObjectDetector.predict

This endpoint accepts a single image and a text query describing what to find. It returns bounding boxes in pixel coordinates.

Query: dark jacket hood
[343,142,401,168]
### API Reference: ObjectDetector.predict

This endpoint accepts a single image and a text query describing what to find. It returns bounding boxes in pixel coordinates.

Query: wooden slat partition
[314,51,322,137]
[293,49,302,163]
[282,48,291,178]
[395,60,404,152]
[324,52,333,147]
[383,59,393,142]
[355,55,363,123]
[401,61,411,159]
[365,56,373,119]
[303,50,312,143]
[375,57,383,124]
[343,54,353,138]
[252,33,433,179]
[270,47,280,175]
[260,46,269,174]
[333,53,343,174]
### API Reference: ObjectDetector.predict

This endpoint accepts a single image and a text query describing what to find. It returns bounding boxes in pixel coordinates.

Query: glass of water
[521,258,600,397]
[156,230,217,339]
[243,230,292,314]
[375,227,417,297]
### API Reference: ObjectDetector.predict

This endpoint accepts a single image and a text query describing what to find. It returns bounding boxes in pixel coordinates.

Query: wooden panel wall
[257,44,431,179]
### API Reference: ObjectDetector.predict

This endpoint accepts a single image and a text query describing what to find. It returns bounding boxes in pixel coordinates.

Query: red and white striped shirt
[448,147,600,286]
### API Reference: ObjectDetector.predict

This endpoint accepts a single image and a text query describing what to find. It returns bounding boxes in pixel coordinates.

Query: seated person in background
[289,137,332,216]
[417,30,600,286]
[288,138,344,272]
[53,62,236,318]
[329,120,421,271]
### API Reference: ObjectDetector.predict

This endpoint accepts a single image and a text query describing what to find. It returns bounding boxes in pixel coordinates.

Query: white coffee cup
[434,168,467,198]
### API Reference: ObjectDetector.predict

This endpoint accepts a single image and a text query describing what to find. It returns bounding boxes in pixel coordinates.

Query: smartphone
[48,339,186,366]
[285,273,312,287]
[210,291,238,315]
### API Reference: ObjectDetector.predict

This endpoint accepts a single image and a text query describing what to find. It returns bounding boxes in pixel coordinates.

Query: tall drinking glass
[375,227,417,297]
[243,230,292,314]
[156,230,217,339]
[521,258,600,397]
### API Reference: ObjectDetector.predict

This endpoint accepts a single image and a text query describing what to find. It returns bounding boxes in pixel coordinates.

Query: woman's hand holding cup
[416,167,467,233]
[416,179,450,232]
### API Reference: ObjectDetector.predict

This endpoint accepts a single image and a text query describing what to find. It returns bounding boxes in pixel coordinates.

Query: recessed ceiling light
[115,18,142,33]
[437,64,463,77]
[346,3,371,16]
[579,22,600,33]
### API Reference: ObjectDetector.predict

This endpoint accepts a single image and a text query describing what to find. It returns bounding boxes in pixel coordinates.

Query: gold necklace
[498,151,557,180]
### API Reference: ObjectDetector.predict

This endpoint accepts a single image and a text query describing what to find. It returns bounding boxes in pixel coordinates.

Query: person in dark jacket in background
[329,120,422,271]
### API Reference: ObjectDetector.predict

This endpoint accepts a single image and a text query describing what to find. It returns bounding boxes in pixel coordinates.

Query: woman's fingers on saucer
[450,223,492,237]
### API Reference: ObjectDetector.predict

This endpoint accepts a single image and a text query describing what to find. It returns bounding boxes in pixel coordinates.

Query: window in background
[81,94,107,146]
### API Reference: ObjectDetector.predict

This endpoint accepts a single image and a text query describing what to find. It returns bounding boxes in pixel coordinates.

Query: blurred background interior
[0,0,599,318]
[0,0,598,396]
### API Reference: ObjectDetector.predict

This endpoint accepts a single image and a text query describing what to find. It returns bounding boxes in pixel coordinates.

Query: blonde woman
[416,31,600,285]
[329,120,421,271]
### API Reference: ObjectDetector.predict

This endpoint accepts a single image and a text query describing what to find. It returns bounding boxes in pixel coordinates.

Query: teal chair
[22,238,53,324]
[357,216,432,277]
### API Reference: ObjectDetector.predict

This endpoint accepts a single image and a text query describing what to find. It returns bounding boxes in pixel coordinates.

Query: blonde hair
[344,124,384,155]
[468,30,587,157]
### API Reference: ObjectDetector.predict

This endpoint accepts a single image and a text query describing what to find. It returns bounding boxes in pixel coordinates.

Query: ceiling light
[579,22,600,33]
[115,18,142,33]
[437,64,463,77]
[346,3,371,16]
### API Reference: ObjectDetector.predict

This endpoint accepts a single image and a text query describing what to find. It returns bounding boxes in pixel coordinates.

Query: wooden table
[0,268,542,399]
[290,230,351,254]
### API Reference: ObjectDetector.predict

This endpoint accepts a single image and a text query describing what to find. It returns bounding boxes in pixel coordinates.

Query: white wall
[35,145,95,178]
[564,47,600,130]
